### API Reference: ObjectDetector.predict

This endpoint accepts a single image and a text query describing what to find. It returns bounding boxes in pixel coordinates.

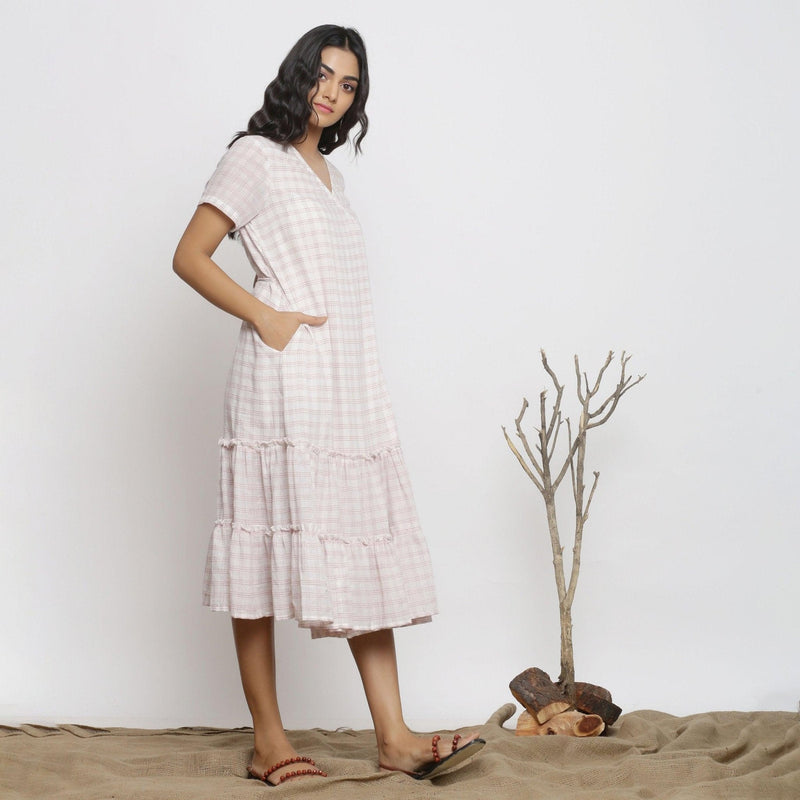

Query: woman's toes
[445,730,481,756]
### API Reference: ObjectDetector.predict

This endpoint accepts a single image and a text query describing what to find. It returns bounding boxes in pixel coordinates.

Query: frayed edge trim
[202,604,436,637]
[212,519,425,545]
[218,437,402,462]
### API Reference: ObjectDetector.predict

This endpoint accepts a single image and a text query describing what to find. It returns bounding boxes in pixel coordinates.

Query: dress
[199,135,438,638]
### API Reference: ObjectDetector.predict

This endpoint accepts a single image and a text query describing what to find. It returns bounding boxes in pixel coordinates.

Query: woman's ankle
[252,731,294,762]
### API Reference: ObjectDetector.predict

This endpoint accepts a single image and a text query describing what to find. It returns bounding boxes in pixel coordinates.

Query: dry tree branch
[502,426,544,492]
[587,373,647,429]
[574,356,586,406]
[583,470,601,523]
[541,350,565,440]
[589,351,615,397]
[504,349,644,686]
[514,399,544,480]
[552,436,582,492]
[538,391,548,454]
[566,418,577,499]
[547,413,563,463]
[566,470,598,610]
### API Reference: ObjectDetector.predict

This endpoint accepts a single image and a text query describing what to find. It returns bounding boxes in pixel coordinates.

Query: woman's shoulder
[228,133,282,157]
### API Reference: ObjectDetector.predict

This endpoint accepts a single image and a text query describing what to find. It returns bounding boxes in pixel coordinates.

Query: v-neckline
[289,145,333,195]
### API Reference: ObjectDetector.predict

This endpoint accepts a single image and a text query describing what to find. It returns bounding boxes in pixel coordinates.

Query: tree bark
[509,667,571,724]
[559,681,622,726]
[558,605,575,686]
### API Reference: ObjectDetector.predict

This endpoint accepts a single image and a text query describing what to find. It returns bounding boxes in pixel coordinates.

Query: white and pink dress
[199,135,438,638]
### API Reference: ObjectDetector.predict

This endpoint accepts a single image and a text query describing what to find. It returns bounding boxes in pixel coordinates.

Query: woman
[173,24,484,786]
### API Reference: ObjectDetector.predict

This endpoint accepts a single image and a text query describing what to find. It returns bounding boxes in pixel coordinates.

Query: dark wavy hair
[231,24,369,155]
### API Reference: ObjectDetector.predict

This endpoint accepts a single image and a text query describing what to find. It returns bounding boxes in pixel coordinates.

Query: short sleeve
[199,136,269,231]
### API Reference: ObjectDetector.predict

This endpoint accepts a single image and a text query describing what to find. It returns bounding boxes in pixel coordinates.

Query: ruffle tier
[202,438,438,637]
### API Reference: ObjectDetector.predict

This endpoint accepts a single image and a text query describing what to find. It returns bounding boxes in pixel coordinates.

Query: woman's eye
[342,83,355,93]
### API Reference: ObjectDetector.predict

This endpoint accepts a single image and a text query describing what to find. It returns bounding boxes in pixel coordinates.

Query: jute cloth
[2,704,798,799]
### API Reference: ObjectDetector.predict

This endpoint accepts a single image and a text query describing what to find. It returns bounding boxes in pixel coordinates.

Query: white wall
[1,0,798,729]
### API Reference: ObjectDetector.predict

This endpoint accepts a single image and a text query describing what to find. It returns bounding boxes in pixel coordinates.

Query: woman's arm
[172,203,326,350]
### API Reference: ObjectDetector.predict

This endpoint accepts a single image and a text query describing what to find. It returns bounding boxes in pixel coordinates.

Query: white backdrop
[1,1,798,729]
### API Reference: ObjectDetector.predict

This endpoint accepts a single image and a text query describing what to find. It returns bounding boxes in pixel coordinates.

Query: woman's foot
[378,728,483,776]
[247,741,327,786]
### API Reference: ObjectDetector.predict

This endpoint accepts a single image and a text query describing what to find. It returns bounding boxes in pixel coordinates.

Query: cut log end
[515,709,605,737]
[535,701,571,724]
[574,713,605,737]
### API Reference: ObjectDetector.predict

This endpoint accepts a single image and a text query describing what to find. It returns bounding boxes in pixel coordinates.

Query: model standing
[173,25,483,786]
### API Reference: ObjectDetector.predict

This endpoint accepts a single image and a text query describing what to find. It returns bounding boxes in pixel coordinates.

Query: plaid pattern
[199,136,437,637]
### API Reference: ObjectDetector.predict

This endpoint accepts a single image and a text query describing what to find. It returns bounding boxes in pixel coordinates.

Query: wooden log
[515,710,544,736]
[509,668,570,724]
[516,709,605,737]
[566,682,612,702]
[559,681,622,726]
[569,712,605,737]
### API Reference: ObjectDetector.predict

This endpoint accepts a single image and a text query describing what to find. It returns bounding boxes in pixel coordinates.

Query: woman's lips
[315,102,333,114]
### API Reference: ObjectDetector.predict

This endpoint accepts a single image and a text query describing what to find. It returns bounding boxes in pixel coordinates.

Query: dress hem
[202,602,436,639]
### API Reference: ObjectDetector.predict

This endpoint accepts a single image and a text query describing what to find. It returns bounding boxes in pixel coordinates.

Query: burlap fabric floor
[1,704,798,799]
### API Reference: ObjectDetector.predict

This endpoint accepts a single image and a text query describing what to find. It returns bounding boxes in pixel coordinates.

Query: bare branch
[566,470,597,608]
[620,350,630,377]
[587,377,630,419]
[574,355,586,405]
[541,350,566,440]
[514,398,545,479]
[582,471,600,522]
[590,352,621,400]
[514,397,529,428]
[588,351,615,397]
[502,426,544,492]
[547,387,564,441]
[567,418,577,500]
[547,413,563,463]
[539,390,548,440]
[586,352,645,423]
[540,349,562,391]
[552,434,582,491]
[565,544,582,608]
[586,374,647,429]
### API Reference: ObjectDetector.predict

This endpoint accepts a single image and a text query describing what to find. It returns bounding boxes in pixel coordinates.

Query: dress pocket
[251,322,304,354]
[250,275,294,354]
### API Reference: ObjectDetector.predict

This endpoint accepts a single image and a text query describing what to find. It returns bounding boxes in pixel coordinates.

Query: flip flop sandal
[380,733,486,780]
[247,755,327,786]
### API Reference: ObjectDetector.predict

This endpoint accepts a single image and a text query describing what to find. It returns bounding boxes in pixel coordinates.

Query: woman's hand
[252,305,327,351]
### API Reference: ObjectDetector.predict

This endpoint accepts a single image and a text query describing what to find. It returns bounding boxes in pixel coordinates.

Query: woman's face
[308,46,360,130]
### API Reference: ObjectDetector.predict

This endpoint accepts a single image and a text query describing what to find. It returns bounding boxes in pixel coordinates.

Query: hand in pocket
[253,307,327,351]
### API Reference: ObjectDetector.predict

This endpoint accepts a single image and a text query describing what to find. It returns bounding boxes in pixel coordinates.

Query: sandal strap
[431,732,462,763]
[275,767,327,784]
[431,734,442,763]
[265,755,316,777]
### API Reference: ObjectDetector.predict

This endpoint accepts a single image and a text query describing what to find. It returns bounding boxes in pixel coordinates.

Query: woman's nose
[323,83,338,102]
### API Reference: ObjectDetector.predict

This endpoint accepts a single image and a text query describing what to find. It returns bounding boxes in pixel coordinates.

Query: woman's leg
[231,617,314,782]
[348,628,479,772]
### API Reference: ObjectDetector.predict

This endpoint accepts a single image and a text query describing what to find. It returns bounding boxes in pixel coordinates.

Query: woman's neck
[293,126,323,160]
